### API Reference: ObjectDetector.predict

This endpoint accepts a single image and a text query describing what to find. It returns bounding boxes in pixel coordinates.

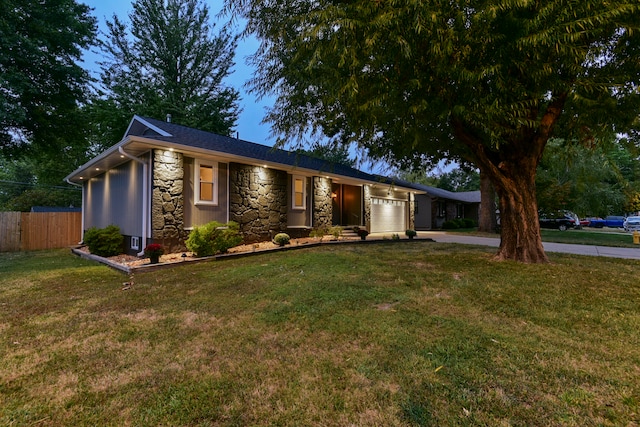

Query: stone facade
[312,176,332,230]
[151,150,187,252]
[363,185,372,231]
[408,192,415,231]
[229,163,288,243]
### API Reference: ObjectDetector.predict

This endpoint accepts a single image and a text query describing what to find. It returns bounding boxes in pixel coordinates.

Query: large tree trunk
[478,170,497,233]
[493,161,548,263]
[451,93,566,263]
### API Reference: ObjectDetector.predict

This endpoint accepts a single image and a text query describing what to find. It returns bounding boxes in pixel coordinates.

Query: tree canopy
[0,0,96,209]
[537,139,640,218]
[0,0,96,170]
[92,0,241,150]
[227,0,640,262]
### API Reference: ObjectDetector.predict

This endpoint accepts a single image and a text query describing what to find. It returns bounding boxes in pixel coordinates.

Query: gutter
[119,146,149,257]
[65,178,85,244]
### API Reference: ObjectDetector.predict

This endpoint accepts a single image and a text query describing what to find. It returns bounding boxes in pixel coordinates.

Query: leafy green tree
[537,139,640,218]
[0,0,96,152]
[0,0,97,188]
[93,0,241,150]
[226,0,640,262]
[297,141,356,168]
[436,168,480,192]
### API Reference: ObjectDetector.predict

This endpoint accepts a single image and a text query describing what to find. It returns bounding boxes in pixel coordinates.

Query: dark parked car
[539,211,579,231]
[587,216,625,228]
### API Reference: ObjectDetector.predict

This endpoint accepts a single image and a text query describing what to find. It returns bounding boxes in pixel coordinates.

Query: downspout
[119,146,149,257]
[65,178,85,244]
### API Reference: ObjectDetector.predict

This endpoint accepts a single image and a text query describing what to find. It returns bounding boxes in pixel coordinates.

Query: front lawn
[453,227,638,248]
[540,228,637,248]
[1,245,639,426]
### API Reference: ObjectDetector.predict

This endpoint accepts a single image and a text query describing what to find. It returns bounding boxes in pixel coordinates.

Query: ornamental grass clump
[185,221,242,257]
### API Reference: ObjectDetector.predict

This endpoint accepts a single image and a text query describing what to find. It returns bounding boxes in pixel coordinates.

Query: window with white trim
[195,159,218,205]
[292,175,306,210]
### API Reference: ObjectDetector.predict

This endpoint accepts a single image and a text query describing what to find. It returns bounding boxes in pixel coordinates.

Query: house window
[131,236,140,251]
[456,203,464,218]
[195,159,218,205]
[292,175,306,210]
[437,201,446,217]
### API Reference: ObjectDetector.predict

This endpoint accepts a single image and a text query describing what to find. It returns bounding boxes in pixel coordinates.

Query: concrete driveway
[419,231,640,260]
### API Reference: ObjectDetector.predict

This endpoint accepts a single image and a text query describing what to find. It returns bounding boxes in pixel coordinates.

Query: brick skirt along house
[65,116,426,255]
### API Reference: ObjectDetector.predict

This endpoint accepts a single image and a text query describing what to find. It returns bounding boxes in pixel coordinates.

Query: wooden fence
[0,211,82,252]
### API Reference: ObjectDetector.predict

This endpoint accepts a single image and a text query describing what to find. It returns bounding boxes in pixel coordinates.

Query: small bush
[309,227,327,239]
[392,233,400,240]
[462,218,476,228]
[84,225,123,257]
[329,225,343,239]
[357,228,369,238]
[273,233,291,246]
[186,221,242,257]
[405,229,417,238]
[442,220,460,230]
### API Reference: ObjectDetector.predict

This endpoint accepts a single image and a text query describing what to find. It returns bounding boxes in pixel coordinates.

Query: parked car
[623,216,640,232]
[588,216,625,228]
[539,211,579,231]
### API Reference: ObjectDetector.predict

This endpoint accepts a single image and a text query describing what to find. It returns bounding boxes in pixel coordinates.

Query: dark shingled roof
[130,116,414,188]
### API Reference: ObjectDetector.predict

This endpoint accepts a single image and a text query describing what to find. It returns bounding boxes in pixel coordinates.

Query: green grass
[1,245,639,426]
[540,228,637,247]
[453,227,639,248]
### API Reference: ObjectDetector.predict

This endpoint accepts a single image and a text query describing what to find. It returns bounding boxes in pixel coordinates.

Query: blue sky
[81,0,274,146]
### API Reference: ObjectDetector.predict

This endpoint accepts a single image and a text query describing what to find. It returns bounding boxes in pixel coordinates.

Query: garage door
[370,198,406,233]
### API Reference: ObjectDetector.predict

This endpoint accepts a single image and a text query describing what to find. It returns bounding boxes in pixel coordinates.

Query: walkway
[416,231,640,260]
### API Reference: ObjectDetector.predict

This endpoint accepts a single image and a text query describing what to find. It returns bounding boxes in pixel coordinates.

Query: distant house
[65,116,425,255]
[30,206,81,213]
[413,184,481,230]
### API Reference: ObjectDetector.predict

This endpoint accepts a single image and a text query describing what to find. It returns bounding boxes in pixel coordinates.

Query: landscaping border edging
[71,237,436,274]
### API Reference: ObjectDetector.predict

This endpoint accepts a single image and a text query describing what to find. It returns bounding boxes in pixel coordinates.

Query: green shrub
[462,218,476,228]
[392,233,400,240]
[273,233,290,246]
[441,220,460,229]
[84,225,123,257]
[186,221,243,257]
[405,229,417,238]
[329,225,343,239]
[309,227,327,239]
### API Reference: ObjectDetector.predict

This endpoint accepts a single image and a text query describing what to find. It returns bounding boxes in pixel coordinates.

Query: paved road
[418,231,640,260]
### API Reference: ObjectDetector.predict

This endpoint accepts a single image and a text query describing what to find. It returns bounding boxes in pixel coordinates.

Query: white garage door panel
[370,198,406,233]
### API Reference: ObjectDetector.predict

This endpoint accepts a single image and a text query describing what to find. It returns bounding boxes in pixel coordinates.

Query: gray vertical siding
[183,157,229,227]
[83,158,144,236]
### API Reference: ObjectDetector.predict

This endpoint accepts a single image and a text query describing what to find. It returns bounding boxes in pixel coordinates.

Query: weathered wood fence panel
[0,212,82,252]
[0,211,22,252]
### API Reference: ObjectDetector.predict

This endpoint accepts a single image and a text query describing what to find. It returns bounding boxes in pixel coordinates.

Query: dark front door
[332,184,362,226]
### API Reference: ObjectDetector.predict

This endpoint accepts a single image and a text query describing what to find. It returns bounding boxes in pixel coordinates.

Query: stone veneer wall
[312,176,332,229]
[363,185,372,231]
[151,150,187,252]
[229,163,288,243]
[408,193,415,230]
